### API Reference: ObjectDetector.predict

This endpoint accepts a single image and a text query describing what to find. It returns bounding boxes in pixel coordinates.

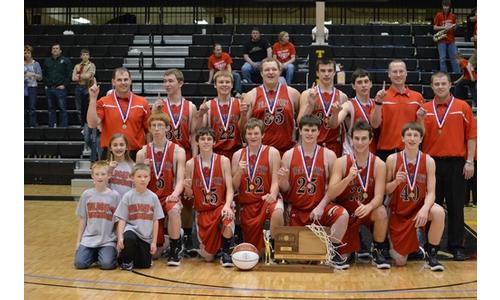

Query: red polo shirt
[434,11,457,44]
[96,92,151,151]
[377,86,424,151]
[422,96,476,158]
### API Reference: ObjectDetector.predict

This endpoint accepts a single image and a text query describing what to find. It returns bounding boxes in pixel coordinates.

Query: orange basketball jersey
[160,98,193,160]
[207,97,242,159]
[238,145,272,205]
[192,154,226,212]
[145,142,176,202]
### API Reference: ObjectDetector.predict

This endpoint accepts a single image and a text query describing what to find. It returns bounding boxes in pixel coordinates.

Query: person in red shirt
[232,118,283,253]
[183,127,235,267]
[206,43,242,97]
[240,57,301,155]
[433,0,460,73]
[298,58,348,157]
[136,112,186,266]
[454,53,477,109]
[421,71,476,261]
[328,120,390,269]
[278,115,349,269]
[199,70,242,160]
[272,31,296,85]
[152,69,203,257]
[331,68,378,155]
[385,122,445,271]
[88,67,151,161]
[371,60,426,162]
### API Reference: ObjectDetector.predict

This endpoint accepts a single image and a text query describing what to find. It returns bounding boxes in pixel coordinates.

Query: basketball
[231,243,260,270]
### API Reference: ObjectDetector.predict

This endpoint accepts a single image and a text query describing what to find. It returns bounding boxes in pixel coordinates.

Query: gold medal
[205,194,211,201]
[362,192,368,199]
[307,183,314,189]
[438,129,442,135]
[269,115,274,121]
[409,192,415,198]
[122,123,127,129]
[249,184,255,191]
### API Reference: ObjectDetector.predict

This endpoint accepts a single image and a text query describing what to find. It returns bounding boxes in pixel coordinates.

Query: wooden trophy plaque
[273,226,330,261]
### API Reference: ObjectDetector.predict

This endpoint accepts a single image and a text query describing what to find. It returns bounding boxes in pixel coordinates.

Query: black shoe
[120,261,133,271]
[328,252,350,270]
[167,249,181,266]
[220,252,234,267]
[372,248,391,269]
[452,249,467,261]
[356,251,372,263]
[425,248,444,272]
[408,246,426,260]
[182,234,199,258]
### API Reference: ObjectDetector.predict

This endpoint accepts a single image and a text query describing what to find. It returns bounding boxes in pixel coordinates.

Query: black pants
[434,157,466,252]
[465,160,477,205]
[118,231,152,268]
[376,149,399,163]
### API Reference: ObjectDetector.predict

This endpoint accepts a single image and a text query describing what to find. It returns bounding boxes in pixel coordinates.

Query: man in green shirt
[43,43,73,127]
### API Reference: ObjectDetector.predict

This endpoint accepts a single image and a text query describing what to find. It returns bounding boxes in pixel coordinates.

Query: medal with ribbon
[403,150,421,199]
[246,145,263,191]
[432,96,455,135]
[216,97,233,132]
[198,154,215,201]
[351,152,372,200]
[317,85,336,117]
[151,141,169,189]
[353,96,373,125]
[113,91,132,129]
[261,83,281,120]
[164,97,184,131]
[300,145,319,189]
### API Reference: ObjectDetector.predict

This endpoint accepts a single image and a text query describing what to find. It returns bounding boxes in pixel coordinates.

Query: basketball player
[329,69,378,155]
[297,58,348,157]
[198,70,242,160]
[152,68,202,256]
[136,112,186,266]
[327,120,390,269]
[87,67,151,160]
[278,114,349,269]
[183,127,235,267]
[240,57,300,155]
[231,118,283,253]
[385,122,445,271]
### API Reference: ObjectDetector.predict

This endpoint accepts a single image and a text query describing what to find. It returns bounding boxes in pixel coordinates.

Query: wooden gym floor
[25,185,477,299]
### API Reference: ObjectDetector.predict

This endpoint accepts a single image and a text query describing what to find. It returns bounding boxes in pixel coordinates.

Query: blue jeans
[241,62,261,84]
[83,124,101,162]
[46,87,68,127]
[232,71,242,94]
[74,85,89,126]
[24,87,38,127]
[282,64,295,85]
[437,42,460,73]
[74,244,117,270]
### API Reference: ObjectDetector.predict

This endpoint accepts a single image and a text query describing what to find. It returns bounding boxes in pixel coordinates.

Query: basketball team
[74,57,476,273]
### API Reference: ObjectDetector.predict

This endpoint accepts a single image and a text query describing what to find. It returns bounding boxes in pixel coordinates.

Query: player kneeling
[184,127,235,267]
[385,122,445,271]
[328,121,390,269]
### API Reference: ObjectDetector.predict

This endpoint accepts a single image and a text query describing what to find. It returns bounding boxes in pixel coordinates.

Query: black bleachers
[417,47,439,59]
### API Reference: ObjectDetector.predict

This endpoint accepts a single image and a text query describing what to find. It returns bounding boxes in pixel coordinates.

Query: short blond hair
[214,70,234,84]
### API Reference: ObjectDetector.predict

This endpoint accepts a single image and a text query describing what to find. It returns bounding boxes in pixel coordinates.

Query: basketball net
[306,219,347,267]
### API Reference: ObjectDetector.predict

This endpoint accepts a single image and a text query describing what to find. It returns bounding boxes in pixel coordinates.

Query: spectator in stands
[72,48,96,126]
[205,43,242,97]
[433,0,460,73]
[454,53,476,110]
[72,48,98,160]
[24,45,42,127]
[241,27,272,84]
[87,67,151,161]
[43,42,73,127]
[468,9,477,70]
[421,71,476,261]
[371,60,426,162]
[272,31,296,85]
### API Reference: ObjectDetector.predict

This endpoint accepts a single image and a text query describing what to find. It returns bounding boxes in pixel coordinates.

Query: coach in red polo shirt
[87,67,151,160]
[422,71,476,261]
[371,59,425,162]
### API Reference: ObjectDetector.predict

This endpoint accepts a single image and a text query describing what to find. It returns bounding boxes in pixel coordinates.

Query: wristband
[465,160,474,165]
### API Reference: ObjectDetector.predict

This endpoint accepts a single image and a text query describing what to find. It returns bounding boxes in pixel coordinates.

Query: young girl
[107,133,134,199]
